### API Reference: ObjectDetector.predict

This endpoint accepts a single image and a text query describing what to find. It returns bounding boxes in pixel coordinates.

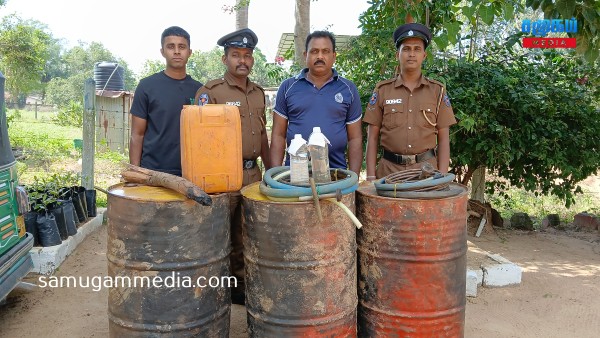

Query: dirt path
[1,225,599,337]
[466,229,600,337]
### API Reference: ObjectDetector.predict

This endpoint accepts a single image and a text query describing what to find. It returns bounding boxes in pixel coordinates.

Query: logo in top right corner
[521,18,577,49]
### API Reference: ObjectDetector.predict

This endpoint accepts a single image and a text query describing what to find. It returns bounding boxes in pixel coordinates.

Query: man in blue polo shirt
[270,31,363,174]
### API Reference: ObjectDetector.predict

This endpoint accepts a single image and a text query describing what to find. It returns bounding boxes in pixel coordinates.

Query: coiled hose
[259,166,362,228]
[374,168,463,199]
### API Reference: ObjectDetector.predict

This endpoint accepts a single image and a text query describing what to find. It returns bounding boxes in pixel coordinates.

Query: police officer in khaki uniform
[364,23,457,180]
[194,28,270,305]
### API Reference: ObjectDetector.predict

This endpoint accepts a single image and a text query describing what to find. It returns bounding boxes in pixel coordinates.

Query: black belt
[243,159,256,169]
[382,148,436,165]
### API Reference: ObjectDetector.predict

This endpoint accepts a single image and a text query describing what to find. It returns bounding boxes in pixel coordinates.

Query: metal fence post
[82,79,96,189]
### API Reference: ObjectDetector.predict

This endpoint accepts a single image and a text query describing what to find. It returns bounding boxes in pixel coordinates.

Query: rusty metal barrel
[356,183,468,337]
[241,182,358,337]
[107,183,230,337]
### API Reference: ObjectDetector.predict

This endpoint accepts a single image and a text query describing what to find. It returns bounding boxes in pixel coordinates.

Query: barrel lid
[357,182,468,200]
[240,182,270,201]
[108,183,187,202]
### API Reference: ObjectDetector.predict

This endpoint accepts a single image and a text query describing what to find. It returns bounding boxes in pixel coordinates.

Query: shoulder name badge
[443,94,451,107]
[226,101,241,107]
[369,92,377,105]
[198,93,209,106]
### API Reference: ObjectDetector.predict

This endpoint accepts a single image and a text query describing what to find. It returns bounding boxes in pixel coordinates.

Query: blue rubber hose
[373,173,456,191]
[260,166,358,198]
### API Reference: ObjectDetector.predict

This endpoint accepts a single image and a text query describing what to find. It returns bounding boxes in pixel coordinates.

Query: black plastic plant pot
[24,211,39,246]
[73,186,88,220]
[70,190,87,224]
[47,202,68,240]
[59,187,71,200]
[85,189,97,217]
[72,205,81,226]
[58,199,77,236]
[61,188,82,226]
[36,212,62,247]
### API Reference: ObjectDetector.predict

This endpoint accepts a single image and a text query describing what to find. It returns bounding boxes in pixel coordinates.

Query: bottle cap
[288,134,307,155]
[308,127,330,147]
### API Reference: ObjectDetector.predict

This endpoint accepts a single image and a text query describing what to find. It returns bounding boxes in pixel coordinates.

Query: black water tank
[94,62,125,91]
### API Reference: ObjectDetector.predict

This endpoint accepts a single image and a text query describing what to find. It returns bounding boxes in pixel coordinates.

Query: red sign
[522,37,576,48]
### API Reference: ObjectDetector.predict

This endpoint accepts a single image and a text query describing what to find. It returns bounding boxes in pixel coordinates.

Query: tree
[42,38,67,83]
[525,0,600,62]
[429,45,600,207]
[336,0,600,206]
[186,47,227,85]
[140,47,288,88]
[45,41,135,108]
[294,0,310,68]
[236,0,249,29]
[0,14,52,105]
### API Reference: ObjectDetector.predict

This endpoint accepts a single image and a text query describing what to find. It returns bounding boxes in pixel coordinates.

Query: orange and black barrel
[356,183,468,337]
[106,183,231,337]
[241,182,358,337]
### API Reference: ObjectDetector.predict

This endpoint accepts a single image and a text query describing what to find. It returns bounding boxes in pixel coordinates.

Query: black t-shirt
[130,71,202,176]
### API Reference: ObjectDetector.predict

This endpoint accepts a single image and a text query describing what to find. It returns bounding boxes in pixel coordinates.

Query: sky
[0,0,371,75]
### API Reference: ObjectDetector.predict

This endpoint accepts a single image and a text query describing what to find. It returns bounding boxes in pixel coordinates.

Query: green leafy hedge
[427,45,600,206]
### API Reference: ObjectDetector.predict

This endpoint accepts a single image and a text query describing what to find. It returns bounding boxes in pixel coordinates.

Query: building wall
[95,93,132,154]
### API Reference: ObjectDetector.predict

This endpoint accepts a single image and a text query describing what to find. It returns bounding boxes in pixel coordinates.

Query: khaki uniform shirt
[363,75,456,155]
[363,75,457,177]
[194,72,266,185]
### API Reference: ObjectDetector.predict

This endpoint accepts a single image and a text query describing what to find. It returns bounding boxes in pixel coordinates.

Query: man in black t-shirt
[129,26,202,176]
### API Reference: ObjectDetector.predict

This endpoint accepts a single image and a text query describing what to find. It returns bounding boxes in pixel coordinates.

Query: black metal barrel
[241,182,357,337]
[107,183,230,337]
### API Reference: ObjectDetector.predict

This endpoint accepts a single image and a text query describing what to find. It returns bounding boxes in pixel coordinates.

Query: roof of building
[275,33,356,59]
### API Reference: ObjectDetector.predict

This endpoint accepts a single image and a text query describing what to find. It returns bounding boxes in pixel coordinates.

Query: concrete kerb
[29,208,106,275]
[466,241,523,297]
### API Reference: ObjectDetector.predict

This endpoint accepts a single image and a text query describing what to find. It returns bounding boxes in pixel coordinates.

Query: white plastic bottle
[288,134,309,185]
[308,127,331,183]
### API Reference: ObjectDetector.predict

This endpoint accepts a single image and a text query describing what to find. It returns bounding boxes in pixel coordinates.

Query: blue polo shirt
[273,69,362,169]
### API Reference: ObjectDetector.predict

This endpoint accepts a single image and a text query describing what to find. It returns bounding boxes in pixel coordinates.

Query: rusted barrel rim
[106,253,230,271]
[359,303,464,318]
[357,246,467,262]
[108,305,229,332]
[245,254,350,269]
[108,183,227,202]
[241,183,353,205]
[247,305,357,326]
[358,182,468,202]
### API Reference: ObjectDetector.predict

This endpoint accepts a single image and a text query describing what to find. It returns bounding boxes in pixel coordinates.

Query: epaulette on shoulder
[204,78,226,89]
[426,77,446,89]
[375,78,396,90]
[253,82,265,93]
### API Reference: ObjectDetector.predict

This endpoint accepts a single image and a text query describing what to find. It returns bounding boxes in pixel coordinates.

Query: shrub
[53,100,83,127]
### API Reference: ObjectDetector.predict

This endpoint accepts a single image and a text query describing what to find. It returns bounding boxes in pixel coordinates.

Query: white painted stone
[29,210,105,275]
[475,269,483,286]
[482,253,522,287]
[466,270,479,297]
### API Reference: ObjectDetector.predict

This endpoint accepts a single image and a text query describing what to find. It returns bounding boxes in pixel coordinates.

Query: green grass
[8,108,81,167]
[7,108,124,209]
[488,185,600,227]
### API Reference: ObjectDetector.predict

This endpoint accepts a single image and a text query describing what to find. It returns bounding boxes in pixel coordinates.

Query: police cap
[217,28,258,49]
[393,23,431,49]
